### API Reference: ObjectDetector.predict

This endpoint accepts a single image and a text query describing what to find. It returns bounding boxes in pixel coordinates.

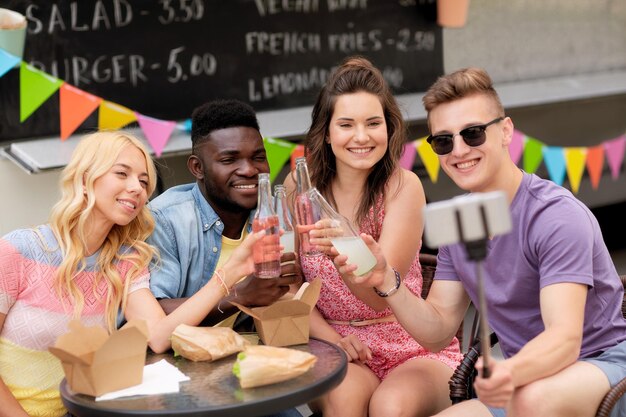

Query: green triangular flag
[523,136,544,174]
[263,137,297,182]
[20,62,63,122]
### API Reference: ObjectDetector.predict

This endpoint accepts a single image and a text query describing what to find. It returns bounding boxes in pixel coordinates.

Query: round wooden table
[60,338,347,417]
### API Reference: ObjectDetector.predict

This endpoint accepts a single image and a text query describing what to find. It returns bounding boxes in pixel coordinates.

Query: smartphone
[423,191,512,248]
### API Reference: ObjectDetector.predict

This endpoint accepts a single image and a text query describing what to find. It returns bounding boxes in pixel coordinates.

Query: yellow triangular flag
[416,138,440,183]
[564,147,587,194]
[98,100,137,130]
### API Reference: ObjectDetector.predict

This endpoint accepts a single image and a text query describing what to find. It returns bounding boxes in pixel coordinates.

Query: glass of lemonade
[307,188,377,276]
[274,184,295,254]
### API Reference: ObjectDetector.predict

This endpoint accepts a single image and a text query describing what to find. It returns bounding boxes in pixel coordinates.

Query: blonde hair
[48,131,157,332]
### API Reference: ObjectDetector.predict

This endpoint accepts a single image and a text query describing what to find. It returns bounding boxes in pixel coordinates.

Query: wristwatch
[373,268,401,297]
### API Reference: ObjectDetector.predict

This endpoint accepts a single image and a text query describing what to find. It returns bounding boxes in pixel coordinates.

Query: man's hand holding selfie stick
[423,191,512,379]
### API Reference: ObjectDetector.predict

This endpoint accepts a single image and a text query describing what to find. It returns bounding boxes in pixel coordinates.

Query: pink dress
[301,197,462,379]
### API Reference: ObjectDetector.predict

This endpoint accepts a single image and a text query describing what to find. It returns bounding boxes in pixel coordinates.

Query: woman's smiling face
[328,91,388,174]
[90,144,150,231]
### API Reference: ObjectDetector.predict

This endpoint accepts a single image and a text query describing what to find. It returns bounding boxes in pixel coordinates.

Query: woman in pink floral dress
[284,56,462,417]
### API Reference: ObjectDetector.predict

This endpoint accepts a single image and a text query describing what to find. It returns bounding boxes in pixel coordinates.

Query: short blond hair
[423,67,504,116]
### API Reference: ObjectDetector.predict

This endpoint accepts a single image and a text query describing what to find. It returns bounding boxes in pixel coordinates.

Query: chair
[448,275,626,417]
[419,252,438,299]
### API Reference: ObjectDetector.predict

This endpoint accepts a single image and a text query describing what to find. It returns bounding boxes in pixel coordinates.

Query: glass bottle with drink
[274,184,295,254]
[252,173,281,278]
[294,157,321,257]
[307,188,377,276]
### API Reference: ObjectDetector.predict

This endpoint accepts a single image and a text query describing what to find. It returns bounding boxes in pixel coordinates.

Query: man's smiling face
[193,126,269,214]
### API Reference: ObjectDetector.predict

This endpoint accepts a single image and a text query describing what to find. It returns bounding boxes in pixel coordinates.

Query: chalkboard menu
[0,0,442,141]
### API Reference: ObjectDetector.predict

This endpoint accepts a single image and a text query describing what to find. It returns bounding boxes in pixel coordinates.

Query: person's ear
[82,173,88,195]
[501,116,514,148]
[187,154,204,180]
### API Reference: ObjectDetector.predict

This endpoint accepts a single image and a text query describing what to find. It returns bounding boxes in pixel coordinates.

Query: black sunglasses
[427,117,504,155]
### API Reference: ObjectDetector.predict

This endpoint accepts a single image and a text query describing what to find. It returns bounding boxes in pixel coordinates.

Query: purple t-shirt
[435,173,626,359]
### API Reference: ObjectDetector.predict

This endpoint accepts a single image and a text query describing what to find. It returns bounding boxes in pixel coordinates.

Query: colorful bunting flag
[604,135,626,180]
[523,137,544,174]
[4,53,626,193]
[179,118,192,132]
[263,137,297,182]
[98,100,137,131]
[290,144,305,170]
[586,145,605,190]
[564,147,586,194]
[416,138,439,183]
[543,146,566,186]
[399,142,417,170]
[19,62,63,122]
[509,129,524,165]
[59,84,102,140]
[136,113,176,157]
[0,49,20,78]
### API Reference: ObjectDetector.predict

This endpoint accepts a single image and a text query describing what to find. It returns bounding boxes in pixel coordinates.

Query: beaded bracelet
[373,268,401,298]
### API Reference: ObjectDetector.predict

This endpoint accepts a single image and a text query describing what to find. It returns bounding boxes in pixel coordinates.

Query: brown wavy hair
[48,131,158,332]
[304,56,406,227]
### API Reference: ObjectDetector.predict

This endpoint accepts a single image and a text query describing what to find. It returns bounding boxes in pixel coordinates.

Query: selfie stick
[423,192,512,380]
[454,207,491,378]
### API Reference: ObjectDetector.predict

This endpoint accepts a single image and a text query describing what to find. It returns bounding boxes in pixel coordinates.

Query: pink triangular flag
[603,135,626,180]
[399,142,417,170]
[509,129,524,165]
[135,113,176,157]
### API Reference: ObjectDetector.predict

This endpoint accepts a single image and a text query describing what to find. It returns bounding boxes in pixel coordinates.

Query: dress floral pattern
[301,195,462,379]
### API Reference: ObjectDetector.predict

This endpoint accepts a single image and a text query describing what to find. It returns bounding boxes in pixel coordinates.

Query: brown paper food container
[49,320,148,397]
[170,324,249,362]
[230,278,321,347]
[233,345,317,388]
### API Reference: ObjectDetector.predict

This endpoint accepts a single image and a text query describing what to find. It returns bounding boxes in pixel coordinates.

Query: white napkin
[96,359,190,401]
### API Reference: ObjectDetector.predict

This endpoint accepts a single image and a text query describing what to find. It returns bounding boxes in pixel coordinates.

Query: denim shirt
[147,183,254,299]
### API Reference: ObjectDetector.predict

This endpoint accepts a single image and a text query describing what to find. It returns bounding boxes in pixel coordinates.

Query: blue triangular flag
[0,49,20,78]
[542,146,566,186]
[180,118,192,132]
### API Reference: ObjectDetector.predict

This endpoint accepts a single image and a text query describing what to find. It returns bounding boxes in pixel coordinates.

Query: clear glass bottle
[294,157,322,257]
[252,173,281,278]
[307,188,377,276]
[274,184,295,254]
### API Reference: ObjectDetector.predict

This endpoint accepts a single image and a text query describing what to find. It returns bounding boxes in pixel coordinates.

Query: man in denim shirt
[148,99,301,326]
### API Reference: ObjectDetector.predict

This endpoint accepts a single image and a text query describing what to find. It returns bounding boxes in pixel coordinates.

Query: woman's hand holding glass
[309,218,343,256]
[333,233,393,290]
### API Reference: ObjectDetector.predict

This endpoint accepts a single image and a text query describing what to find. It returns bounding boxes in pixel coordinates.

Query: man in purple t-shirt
[335,68,626,417]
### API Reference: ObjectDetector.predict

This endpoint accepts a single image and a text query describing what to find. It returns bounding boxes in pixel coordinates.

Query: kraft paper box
[49,319,148,397]
[231,279,321,347]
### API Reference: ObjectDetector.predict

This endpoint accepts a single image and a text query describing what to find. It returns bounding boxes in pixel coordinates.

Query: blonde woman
[0,131,264,417]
